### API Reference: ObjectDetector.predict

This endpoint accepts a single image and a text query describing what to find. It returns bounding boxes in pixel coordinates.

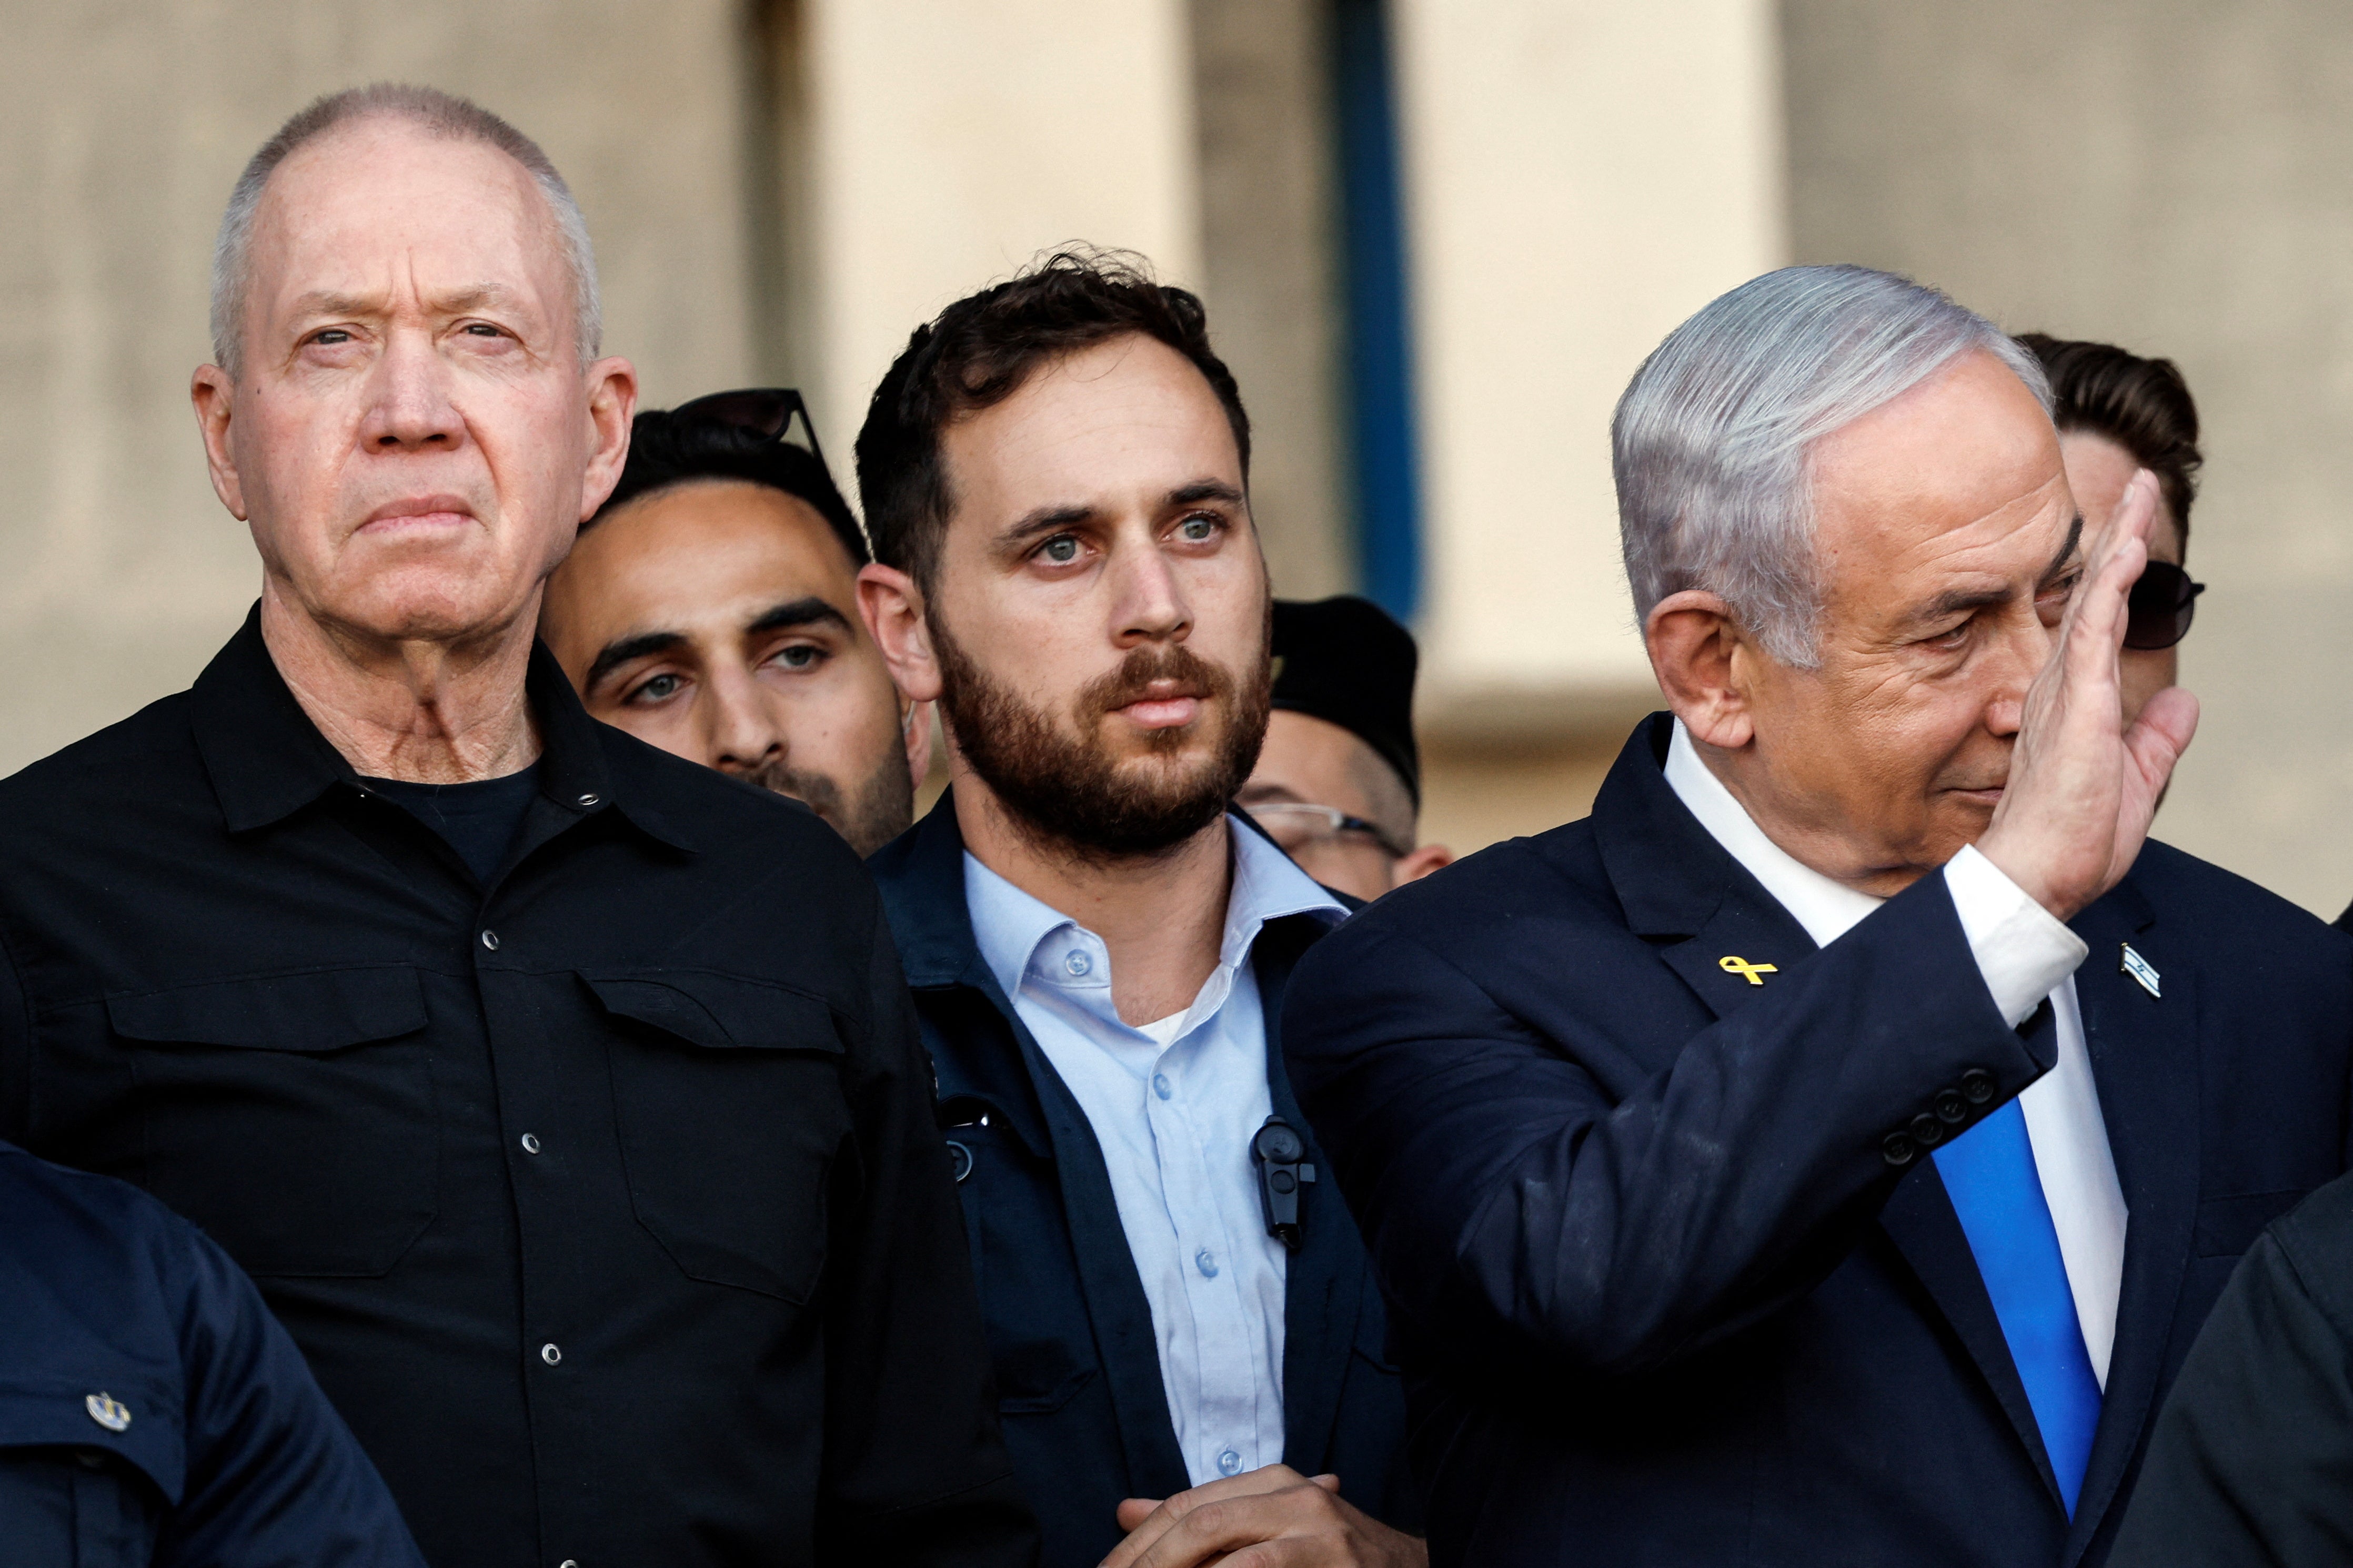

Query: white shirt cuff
[1943,844,2089,1027]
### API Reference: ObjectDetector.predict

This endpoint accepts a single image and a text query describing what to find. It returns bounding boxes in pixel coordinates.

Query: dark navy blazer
[1284,715,2353,1568]
[869,795,1418,1568]
[0,1139,425,1567]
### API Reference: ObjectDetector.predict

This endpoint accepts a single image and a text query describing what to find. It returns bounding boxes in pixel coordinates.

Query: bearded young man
[856,252,1424,1568]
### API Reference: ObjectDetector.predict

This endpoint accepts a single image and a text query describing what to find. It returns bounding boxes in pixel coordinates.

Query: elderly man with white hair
[0,85,1033,1567]
[1282,266,2353,1566]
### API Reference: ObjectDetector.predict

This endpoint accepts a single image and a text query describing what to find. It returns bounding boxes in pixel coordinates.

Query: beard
[743,746,916,858]
[932,614,1270,862]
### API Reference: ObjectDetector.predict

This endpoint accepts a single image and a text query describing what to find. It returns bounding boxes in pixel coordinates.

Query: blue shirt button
[1063,950,1091,977]
[1153,1073,1172,1100]
[1217,1448,1242,1476]
[1195,1248,1219,1278]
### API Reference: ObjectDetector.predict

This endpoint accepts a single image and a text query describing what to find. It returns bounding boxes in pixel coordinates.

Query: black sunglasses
[2124,560,2204,652]
[670,387,834,477]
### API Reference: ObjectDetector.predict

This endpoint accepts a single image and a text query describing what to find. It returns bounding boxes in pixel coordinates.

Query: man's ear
[858,564,942,703]
[577,357,641,521]
[1392,842,1454,888]
[190,364,249,521]
[1644,590,1758,751]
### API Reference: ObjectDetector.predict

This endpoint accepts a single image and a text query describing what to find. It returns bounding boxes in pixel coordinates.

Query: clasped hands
[1101,1464,1426,1568]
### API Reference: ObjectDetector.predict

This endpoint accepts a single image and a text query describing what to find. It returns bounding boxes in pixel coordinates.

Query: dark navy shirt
[0,1139,424,1567]
[360,767,542,884]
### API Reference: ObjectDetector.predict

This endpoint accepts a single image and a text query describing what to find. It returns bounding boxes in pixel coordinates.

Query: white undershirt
[1664,722,2130,1385]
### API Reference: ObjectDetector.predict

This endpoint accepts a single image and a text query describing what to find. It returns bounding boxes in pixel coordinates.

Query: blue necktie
[1932,1099,2104,1516]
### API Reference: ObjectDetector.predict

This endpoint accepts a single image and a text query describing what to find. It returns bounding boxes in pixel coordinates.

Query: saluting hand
[1104,1465,1427,1568]
[1978,468,2199,922]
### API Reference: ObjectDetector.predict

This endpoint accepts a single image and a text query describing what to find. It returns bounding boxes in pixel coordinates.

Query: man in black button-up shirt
[0,83,1032,1568]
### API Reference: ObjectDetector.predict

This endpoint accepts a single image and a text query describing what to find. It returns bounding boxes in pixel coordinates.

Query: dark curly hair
[2017,333,2204,545]
[853,247,1250,590]
[589,407,868,566]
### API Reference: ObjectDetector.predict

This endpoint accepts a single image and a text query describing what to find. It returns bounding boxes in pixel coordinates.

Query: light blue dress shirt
[965,820,1346,1488]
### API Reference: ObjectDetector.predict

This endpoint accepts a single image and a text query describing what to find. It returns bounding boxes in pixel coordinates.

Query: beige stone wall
[796,0,1200,461]
[0,0,765,769]
[1784,0,2353,915]
[11,1,2345,901]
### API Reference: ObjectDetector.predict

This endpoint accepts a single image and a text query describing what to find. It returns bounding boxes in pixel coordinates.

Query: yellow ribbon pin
[1719,955,1778,986]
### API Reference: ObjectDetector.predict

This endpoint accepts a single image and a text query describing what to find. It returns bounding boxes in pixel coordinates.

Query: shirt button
[1195,1248,1219,1279]
[560,1560,579,1567]
[1153,1073,1172,1101]
[540,1342,561,1365]
[480,929,500,952]
[577,792,599,807]
[1064,950,1091,977]
[1216,1449,1242,1476]
[520,1134,542,1155]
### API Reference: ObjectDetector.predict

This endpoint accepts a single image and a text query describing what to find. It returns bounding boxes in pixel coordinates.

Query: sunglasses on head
[670,387,834,476]
[2124,560,2204,652]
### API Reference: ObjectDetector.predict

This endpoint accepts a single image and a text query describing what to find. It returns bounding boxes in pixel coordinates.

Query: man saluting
[1284,266,2353,1566]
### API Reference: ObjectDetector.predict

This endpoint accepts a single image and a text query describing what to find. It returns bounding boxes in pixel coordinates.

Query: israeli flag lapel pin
[2120,943,2161,999]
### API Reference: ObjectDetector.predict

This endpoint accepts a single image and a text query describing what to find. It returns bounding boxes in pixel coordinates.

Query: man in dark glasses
[1238,595,1452,903]
[540,390,931,854]
[2019,336,2206,728]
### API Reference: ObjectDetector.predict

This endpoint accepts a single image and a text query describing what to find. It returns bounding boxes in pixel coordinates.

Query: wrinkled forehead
[245,117,569,320]
[1809,350,2072,614]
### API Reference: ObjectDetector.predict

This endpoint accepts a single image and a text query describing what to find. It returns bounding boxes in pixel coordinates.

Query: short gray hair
[209,83,601,379]
[1613,265,2051,666]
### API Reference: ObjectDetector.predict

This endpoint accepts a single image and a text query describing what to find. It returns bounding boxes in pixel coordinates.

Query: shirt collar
[187,602,692,851]
[1663,718,1880,947]
[962,812,1346,1014]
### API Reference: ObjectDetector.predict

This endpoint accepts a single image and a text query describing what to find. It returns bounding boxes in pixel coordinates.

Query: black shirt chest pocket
[106,967,435,1277]
[586,971,851,1305]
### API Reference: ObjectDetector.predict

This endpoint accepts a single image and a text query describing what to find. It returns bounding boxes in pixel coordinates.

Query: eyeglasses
[2124,560,2205,652]
[1243,802,1411,861]
[670,387,834,477]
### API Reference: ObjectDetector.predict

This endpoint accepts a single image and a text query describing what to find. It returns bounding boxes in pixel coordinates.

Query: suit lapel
[2063,883,2197,1565]
[873,793,1193,1499]
[1255,917,1364,1478]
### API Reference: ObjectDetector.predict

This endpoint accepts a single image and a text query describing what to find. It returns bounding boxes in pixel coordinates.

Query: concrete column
[799,0,1202,465]
[1390,0,1786,740]
[1191,0,1354,600]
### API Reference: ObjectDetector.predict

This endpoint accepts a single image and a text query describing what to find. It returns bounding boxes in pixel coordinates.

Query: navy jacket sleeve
[157,1221,428,1568]
[811,901,1039,1566]
[0,1140,425,1568]
[1283,865,2053,1381]
[2108,1172,2353,1567]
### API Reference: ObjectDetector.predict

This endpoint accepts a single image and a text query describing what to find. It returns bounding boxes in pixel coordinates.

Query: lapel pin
[85,1391,131,1432]
[1719,955,1778,986]
[2120,943,2161,999]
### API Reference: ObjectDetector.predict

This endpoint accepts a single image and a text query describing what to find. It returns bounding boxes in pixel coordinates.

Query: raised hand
[1977,468,2199,920]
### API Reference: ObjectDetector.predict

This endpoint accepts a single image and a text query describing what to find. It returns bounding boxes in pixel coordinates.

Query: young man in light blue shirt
[857,252,1424,1568]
